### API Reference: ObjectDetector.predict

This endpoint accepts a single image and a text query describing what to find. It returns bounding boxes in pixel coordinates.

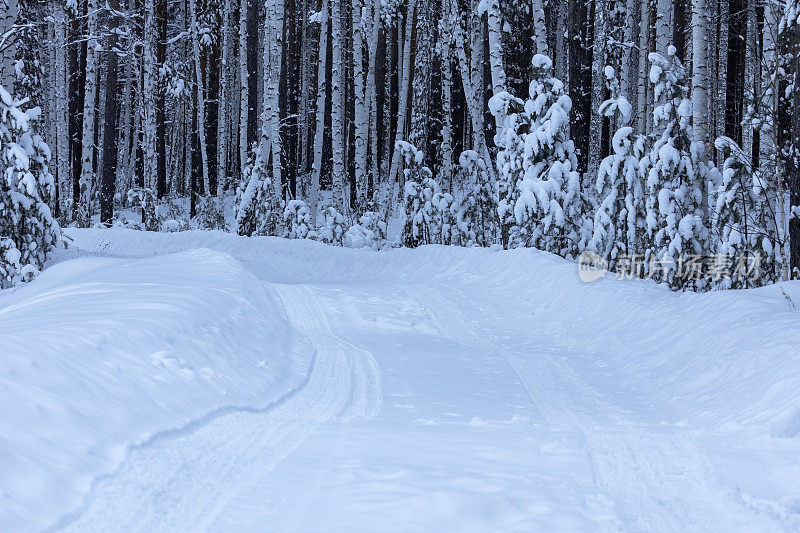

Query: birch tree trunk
[79,0,99,216]
[655,0,673,55]
[218,0,236,195]
[100,2,119,225]
[353,0,369,207]
[387,0,416,188]
[365,0,381,194]
[637,0,651,134]
[238,0,250,172]
[691,0,710,216]
[53,0,70,214]
[142,0,158,191]
[330,0,346,209]
[439,6,453,190]
[449,0,494,181]
[311,0,329,221]
[715,0,728,165]
[485,0,506,130]
[189,0,210,196]
[588,0,607,180]
[0,0,19,92]
[531,0,548,56]
[741,0,757,163]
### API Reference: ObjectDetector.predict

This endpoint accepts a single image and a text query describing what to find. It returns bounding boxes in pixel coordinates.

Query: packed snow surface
[2,228,800,531]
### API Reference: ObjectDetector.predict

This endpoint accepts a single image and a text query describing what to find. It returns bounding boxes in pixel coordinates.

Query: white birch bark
[449,0,494,180]
[588,0,606,180]
[79,0,100,211]
[189,0,210,195]
[484,0,506,130]
[531,0,548,56]
[715,0,728,166]
[53,0,70,211]
[142,0,158,191]
[760,0,779,170]
[691,0,710,215]
[638,0,651,134]
[468,2,484,154]
[331,0,346,208]
[238,0,250,172]
[365,0,381,190]
[311,0,329,221]
[439,5,454,190]
[620,0,638,121]
[741,1,757,163]
[655,0,673,55]
[353,0,369,206]
[387,0,416,188]
[218,0,235,194]
[0,0,19,92]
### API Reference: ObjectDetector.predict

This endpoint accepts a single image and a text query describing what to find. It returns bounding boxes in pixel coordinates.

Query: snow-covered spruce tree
[639,47,708,289]
[493,55,586,257]
[490,90,527,248]
[398,141,454,247]
[344,210,387,249]
[712,137,779,288]
[284,199,313,239]
[196,195,227,231]
[590,67,645,271]
[127,187,158,230]
[0,85,60,286]
[454,150,499,247]
[235,153,283,237]
[316,205,346,245]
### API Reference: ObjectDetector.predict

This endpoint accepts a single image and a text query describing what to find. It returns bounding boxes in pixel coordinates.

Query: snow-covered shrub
[639,47,708,289]
[344,211,387,250]
[454,150,498,247]
[235,152,283,236]
[590,68,645,271]
[283,199,313,239]
[127,187,158,231]
[490,90,526,247]
[398,141,454,247]
[0,85,60,287]
[711,137,778,288]
[155,199,190,232]
[491,55,586,257]
[195,196,227,231]
[316,205,346,245]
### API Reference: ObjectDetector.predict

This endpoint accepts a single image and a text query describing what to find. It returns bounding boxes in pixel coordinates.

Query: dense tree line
[1,0,800,288]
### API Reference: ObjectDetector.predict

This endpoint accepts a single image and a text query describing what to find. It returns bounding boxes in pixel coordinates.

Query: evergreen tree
[495,55,586,258]
[712,137,779,288]
[235,153,283,236]
[0,85,60,286]
[639,47,708,289]
[454,150,498,247]
[284,199,313,239]
[590,67,645,271]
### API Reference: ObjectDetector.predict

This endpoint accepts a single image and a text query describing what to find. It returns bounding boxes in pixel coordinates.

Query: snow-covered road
[3,229,800,531]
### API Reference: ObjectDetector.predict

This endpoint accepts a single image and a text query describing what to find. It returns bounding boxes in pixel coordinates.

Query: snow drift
[0,248,311,531]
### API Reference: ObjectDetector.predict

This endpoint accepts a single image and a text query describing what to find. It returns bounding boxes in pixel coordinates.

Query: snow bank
[0,248,311,531]
[65,228,800,431]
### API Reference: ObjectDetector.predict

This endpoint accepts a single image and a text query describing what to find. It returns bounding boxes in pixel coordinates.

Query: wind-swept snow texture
[4,227,800,531]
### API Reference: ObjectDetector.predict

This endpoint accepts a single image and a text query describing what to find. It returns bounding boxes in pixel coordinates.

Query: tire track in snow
[405,282,785,532]
[53,283,381,532]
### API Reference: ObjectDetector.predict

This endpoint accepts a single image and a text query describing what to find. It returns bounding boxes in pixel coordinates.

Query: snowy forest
[2,0,800,290]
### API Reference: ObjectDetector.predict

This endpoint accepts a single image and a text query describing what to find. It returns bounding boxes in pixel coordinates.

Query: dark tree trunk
[790,26,800,279]
[68,7,86,212]
[100,12,119,225]
[569,0,592,175]
[156,0,167,198]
